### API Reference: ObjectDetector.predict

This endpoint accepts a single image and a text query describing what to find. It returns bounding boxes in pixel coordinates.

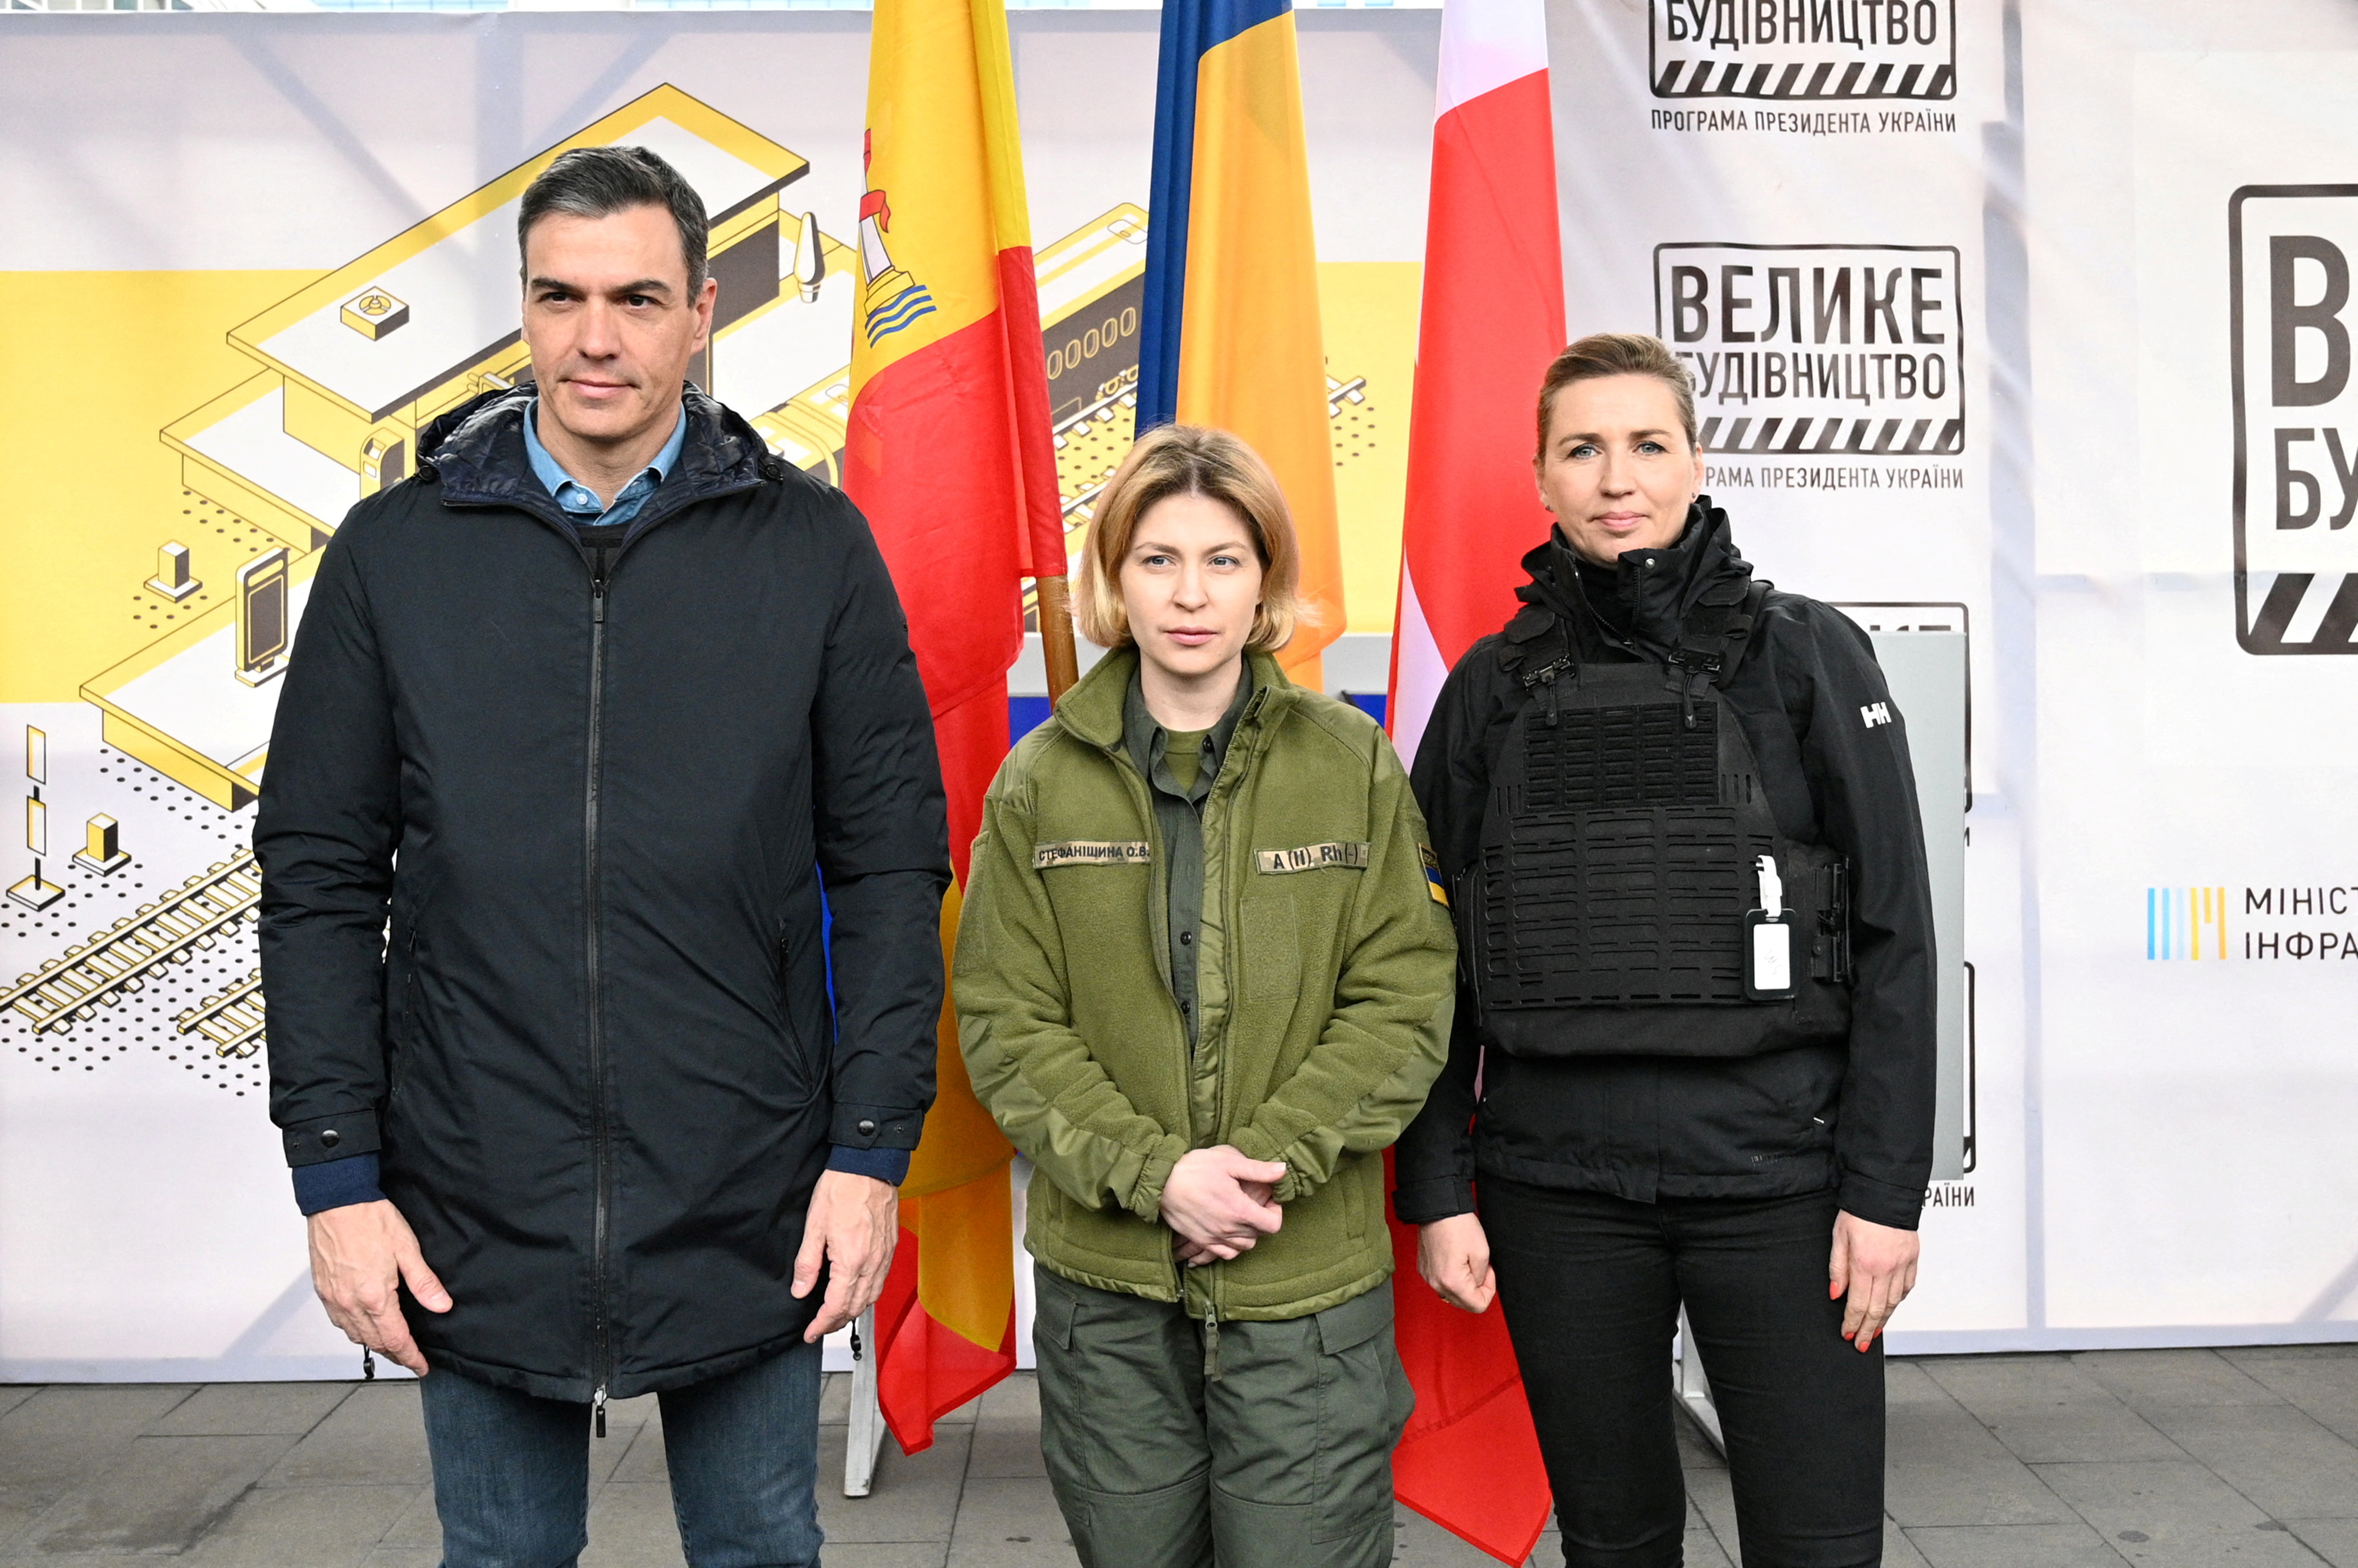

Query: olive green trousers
[1032,1266,1414,1568]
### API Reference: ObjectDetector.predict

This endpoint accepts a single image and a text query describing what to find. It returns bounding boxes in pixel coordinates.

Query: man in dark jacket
[259,146,949,1567]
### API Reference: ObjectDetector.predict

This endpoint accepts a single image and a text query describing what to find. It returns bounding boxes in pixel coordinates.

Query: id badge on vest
[1743,854,1797,1002]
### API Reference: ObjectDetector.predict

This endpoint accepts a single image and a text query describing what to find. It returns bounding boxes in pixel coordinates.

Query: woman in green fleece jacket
[953,424,1457,1568]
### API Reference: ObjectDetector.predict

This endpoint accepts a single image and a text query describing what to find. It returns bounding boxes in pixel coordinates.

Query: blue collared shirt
[522,398,688,533]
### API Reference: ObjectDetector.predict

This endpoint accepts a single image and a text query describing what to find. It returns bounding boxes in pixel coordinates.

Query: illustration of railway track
[0,854,261,1038]
[177,970,266,1059]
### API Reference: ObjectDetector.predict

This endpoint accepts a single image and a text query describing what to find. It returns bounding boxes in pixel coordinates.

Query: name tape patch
[1034,841,1151,869]
[1256,841,1371,875]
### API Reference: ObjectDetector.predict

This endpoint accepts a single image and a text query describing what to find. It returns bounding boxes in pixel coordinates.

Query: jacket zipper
[1197,716,1256,1374]
[424,448,770,1429]
[587,549,613,1437]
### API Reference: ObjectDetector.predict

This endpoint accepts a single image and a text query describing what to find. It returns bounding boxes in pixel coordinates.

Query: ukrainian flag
[1138,0,1346,678]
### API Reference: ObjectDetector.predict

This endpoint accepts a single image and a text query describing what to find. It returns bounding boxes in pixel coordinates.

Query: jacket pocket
[1239,891,1301,1003]
[387,924,425,1108]
[391,963,419,1105]
[774,926,818,1105]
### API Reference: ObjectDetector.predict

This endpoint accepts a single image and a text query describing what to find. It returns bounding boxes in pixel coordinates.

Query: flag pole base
[843,1306,887,1497]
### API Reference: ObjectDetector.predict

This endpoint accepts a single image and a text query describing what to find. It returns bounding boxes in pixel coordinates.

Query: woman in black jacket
[1392,333,1936,1568]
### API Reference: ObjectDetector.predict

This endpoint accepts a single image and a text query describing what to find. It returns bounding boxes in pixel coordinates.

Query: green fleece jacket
[953,648,1457,1322]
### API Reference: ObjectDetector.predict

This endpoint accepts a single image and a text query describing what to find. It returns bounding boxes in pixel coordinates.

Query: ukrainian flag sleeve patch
[1421,844,1450,907]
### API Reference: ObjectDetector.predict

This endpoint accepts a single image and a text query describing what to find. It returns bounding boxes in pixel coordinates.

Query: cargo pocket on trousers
[1309,1284,1405,1543]
[1033,1270,1080,1353]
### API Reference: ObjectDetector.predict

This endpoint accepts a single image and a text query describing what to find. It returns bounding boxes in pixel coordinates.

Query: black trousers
[1480,1179,1885,1568]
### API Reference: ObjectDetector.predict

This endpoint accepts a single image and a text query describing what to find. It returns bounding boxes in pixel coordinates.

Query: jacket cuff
[829,1102,922,1152]
[1391,1175,1477,1226]
[282,1109,382,1169]
[1125,1137,1187,1223]
[826,1145,912,1185]
[1228,1126,1298,1199]
[1837,1170,1926,1231]
[293,1154,386,1215]
[1231,1125,1339,1204]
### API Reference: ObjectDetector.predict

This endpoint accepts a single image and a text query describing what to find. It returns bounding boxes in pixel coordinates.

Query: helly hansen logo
[2229,187,2358,654]
[1033,841,1150,869]
[1860,702,1892,727]
[1649,1,1957,102]
[1255,842,1371,875]
[1654,245,1964,459]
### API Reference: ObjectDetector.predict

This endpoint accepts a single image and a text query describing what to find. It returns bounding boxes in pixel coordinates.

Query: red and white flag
[1385,0,1563,1560]
[1386,0,1567,769]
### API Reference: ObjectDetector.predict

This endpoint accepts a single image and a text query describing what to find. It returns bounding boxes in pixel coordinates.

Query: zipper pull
[594,1385,608,1439]
[591,579,607,625]
[1201,1306,1221,1382]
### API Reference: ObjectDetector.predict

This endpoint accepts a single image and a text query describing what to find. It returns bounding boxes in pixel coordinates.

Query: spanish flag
[844,0,1066,1455]
[1137,0,1346,677]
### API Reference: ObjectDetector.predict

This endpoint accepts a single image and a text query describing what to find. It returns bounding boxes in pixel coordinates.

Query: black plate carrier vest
[1459,578,1854,1059]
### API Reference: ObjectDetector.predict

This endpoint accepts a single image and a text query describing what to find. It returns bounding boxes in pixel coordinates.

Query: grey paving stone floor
[0,1346,2353,1565]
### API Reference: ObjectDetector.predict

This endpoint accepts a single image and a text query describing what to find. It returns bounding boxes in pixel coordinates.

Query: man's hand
[1159,1146,1285,1263]
[1417,1214,1497,1313]
[1830,1210,1920,1351]
[794,1170,901,1343]
[308,1200,452,1376]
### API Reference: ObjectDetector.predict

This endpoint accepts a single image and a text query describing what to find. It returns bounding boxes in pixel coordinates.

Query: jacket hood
[1053,645,1297,753]
[1515,496,1753,657]
[417,383,783,518]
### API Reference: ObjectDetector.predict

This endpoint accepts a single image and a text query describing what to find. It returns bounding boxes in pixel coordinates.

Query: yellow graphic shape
[153,84,818,573]
[1319,262,1420,634]
[0,269,318,706]
[340,287,409,341]
[91,87,834,806]
[232,85,808,430]
[162,374,347,551]
[81,548,325,811]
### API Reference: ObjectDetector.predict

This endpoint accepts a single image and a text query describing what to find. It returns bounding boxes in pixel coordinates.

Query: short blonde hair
[1074,424,1305,652]
[1537,332,1700,457]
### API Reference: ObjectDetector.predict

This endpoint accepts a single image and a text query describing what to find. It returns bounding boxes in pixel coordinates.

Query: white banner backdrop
[1542,0,2358,1350]
[1548,0,2028,1349]
[0,1,2352,1381]
[2021,0,2358,1342]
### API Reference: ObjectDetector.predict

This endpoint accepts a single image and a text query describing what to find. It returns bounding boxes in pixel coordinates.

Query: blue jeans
[417,1340,825,1568]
